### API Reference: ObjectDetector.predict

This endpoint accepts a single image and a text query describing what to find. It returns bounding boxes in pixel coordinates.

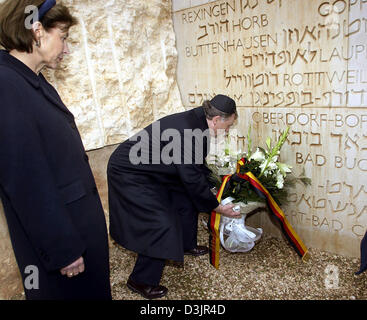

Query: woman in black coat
[107,95,240,299]
[0,0,111,300]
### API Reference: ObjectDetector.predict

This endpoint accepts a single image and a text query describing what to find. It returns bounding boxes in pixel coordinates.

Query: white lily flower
[249,148,265,162]
[280,163,292,172]
[259,161,274,176]
[277,162,292,177]
[276,171,284,189]
[223,155,231,163]
[267,161,278,171]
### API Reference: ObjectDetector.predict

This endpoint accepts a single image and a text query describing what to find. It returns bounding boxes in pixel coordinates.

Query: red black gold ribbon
[208,159,309,269]
[208,175,230,269]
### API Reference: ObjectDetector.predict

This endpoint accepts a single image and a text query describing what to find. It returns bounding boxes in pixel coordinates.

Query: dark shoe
[127,278,168,299]
[184,245,209,256]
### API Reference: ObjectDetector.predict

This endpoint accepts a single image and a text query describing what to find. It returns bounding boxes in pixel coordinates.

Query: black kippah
[210,94,236,114]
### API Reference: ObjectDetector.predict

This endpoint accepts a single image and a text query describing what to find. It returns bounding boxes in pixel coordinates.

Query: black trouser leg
[172,191,199,251]
[129,254,166,286]
[180,210,198,251]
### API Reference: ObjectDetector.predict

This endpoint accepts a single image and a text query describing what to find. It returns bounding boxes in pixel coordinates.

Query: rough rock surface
[44,0,184,150]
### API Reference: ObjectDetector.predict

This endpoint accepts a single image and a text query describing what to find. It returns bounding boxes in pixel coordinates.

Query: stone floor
[109,213,367,300]
[11,213,367,300]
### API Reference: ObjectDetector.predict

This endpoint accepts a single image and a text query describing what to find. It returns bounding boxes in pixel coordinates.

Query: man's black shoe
[127,278,168,299]
[184,245,209,256]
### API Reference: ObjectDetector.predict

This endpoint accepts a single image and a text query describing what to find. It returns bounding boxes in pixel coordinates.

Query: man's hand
[214,203,242,218]
[60,256,85,278]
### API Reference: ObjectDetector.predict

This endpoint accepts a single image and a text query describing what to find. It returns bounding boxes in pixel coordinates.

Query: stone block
[173,0,367,258]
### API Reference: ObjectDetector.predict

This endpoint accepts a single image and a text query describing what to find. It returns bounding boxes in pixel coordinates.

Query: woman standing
[0,0,111,300]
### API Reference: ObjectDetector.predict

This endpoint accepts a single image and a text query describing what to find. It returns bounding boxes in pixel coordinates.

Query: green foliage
[259,127,289,178]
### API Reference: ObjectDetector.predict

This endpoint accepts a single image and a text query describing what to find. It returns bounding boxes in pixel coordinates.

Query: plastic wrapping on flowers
[219,196,264,253]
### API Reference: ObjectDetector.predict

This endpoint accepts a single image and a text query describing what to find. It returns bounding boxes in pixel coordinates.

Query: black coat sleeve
[0,81,86,272]
[174,132,219,213]
[175,163,219,213]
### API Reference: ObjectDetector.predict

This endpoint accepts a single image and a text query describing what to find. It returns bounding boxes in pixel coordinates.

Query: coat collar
[0,50,40,88]
[0,50,74,118]
[192,107,209,130]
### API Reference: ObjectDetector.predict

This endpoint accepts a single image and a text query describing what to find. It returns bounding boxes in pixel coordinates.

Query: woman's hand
[60,256,85,278]
[214,203,242,218]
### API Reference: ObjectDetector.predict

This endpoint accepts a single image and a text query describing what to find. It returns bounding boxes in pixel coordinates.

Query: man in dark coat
[107,95,241,299]
[0,0,111,299]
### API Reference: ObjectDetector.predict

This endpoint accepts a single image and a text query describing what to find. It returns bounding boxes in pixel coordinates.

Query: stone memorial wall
[172,0,367,257]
